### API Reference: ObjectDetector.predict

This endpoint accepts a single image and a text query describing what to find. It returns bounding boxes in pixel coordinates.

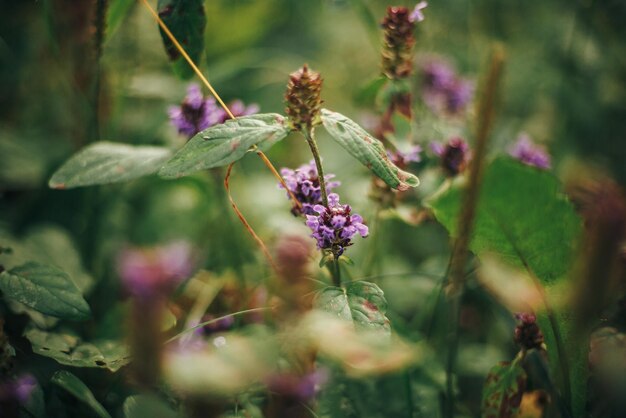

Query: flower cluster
[168,84,258,138]
[280,160,340,216]
[381,6,419,80]
[305,193,368,256]
[285,65,323,131]
[420,58,474,116]
[117,241,195,298]
[387,145,422,169]
[514,313,544,351]
[508,134,551,169]
[430,137,471,176]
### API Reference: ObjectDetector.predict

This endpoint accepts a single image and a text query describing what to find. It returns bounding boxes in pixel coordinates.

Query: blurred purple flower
[420,58,474,116]
[0,374,36,407]
[280,160,340,216]
[117,241,195,298]
[508,134,551,169]
[387,145,422,167]
[202,314,236,334]
[430,137,470,176]
[169,84,259,138]
[305,193,368,256]
[265,369,329,401]
[409,1,428,23]
[445,79,474,114]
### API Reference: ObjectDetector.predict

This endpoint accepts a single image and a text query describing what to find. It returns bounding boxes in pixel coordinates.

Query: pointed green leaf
[49,142,172,189]
[123,395,180,418]
[51,371,112,418]
[158,114,290,178]
[315,281,391,336]
[428,157,581,284]
[0,262,90,320]
[481,361,527,418]
[320,109,419,191]
[24,327,130,372]
[157,0,206,80]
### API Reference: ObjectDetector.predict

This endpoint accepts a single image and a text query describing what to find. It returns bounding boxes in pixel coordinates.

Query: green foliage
[481,361,527,418]
[25,327,130,372]
[315,281,391,336]
[0,262,90,320]
[106,0,135,41]
[320,109,419,191]
[51,371,112,418]
[158,114,291,178]
[157,0,207,80]
[49,142,172,189]
[123,394,180,418]
[428,157,581,284]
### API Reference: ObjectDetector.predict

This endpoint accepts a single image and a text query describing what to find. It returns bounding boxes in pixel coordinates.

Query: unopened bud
[285,65,323,132]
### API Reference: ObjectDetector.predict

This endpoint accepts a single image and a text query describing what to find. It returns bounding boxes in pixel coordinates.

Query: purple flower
[305,193,368,256]
[0,374,36,407]
[420,58,474,116]
[169,84,259,138]
[445,79,474,114]
[430,137,471,177]
[265,369,329,401]
[508,134,551,169]
[201,314,235,334]
[387,145,422,168]
[279,160,340,216]
[117,241,195,298]
[409,1,428,23]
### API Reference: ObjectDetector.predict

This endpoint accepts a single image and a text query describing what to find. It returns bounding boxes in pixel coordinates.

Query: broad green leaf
[49,142,172,189]
[481,361,527,418]
[51,371,112,418]
[320,109,419,191]
[0,262,90,320]
[158,114,290,178]
[106,0,135,41]
[123,394,180,418]
[157,0,206,80]
[428,157,581,284]
[315,281,391,336]
[25,327,130,372]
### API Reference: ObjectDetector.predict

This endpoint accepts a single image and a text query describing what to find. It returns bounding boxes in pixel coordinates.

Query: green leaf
[123,395,180,418]
[159,114,290,178]
[25,327,130,372]
[157,0,206,80]
[481,361,527,418]
[0,262,90,320]
[49,142,172,189]
[51,371,112,418]
[428,157,581,284]
[320,109,419,191]
[315,281,391,336]
[106,0,135,41]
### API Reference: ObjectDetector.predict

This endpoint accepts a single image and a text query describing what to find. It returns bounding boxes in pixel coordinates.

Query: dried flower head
[509,134,551,170]
[279,160,340,216]
[514,313,544,351]
[430,137,471,176]
[285,65,323,131]
[381,6,416,80]
[305,193,368,256]
[117,241,195,298]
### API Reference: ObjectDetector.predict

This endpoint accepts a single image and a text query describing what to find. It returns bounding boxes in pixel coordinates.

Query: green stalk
[303,129,329,208]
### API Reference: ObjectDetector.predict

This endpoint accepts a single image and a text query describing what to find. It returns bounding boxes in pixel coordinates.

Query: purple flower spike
[305,193,368,256]
[430,137,471,177]
[409,1,428,23]
[279,160,340,216]
[117,241,195,298]
[509,134,551,170]
[420,57,474,116]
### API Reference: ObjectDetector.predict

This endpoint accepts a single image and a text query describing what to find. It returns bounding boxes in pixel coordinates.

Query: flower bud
[381,7,416,80]
[285,65,323,132]
[514,313,544,351]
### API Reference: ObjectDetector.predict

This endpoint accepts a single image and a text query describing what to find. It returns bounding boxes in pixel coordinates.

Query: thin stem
[332,255,341,287]
[303,129,329,208]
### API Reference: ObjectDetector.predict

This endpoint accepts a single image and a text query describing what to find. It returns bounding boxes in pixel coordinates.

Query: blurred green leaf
[51,371,112,418]
[25,327,130,372]
[0,262,91,320]
[157,0,206,80]
[158,114,290,178]
[320,109,419,191]
[106,0,135,41]
[354,77,388,108]
[49,142,172,189]
[315,281,391,336]
[428,157,581,284]
[481,361,527,418]
[123,394,179,418]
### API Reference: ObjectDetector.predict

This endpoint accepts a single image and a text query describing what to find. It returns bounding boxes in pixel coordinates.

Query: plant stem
[327,255,342,287]
[303,129,329,208]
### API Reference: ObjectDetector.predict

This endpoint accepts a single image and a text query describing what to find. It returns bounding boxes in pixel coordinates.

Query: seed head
[285,65,323,132]
[514,313,545,351]
[381,7,416,80]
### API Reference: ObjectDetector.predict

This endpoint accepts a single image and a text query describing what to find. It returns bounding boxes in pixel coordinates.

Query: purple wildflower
[387,145,422,168]
[305,193,368,256]
[265,369,329,401]
[0,374,36,410]
[409,1,428,23]
[445,79,474,114]
[430,137,470,177]
[117,241,195,298]
[213,100,260,126]
[508,134,551,169]
[280,160,340,216]
[420,58,474,116]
